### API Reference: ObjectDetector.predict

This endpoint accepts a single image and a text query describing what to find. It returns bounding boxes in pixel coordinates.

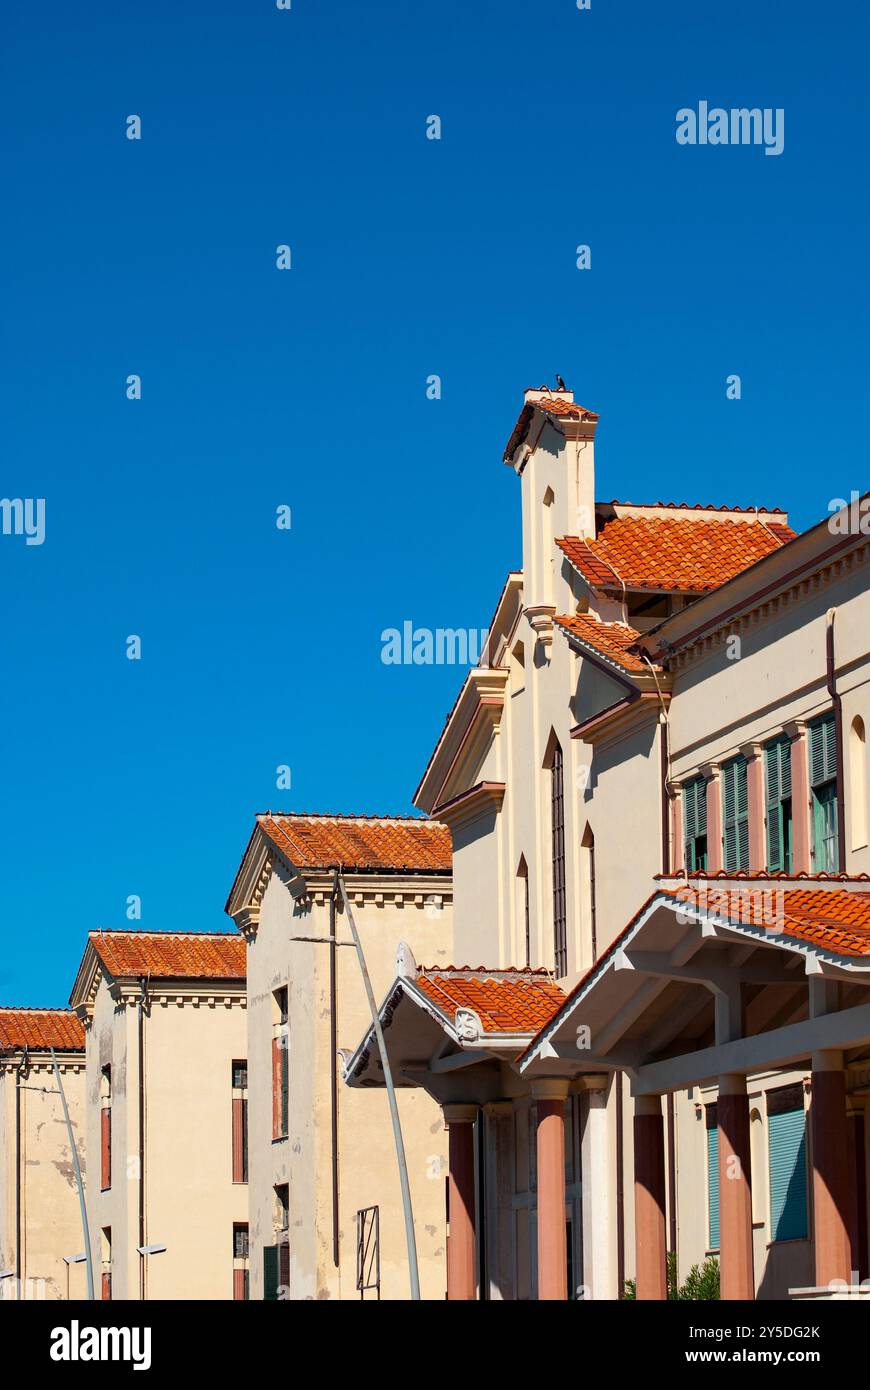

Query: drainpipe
[826,609,847,871]
[329,872,340,1269]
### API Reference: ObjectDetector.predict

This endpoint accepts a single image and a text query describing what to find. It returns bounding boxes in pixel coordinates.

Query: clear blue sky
[2,0,867,1005]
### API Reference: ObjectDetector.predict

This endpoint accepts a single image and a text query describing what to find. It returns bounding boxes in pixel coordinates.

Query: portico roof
[519,880,870,1094]
[342,951,564,1102]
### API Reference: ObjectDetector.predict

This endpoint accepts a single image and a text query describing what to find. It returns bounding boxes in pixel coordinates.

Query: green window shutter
[683,778,708,872]
[766,738,793,873]
[706,1106,720,1250]
[263,1245,279,1301]
[809,713,837,788]
[768,1106,808,1242]
[722,757,749,871]
[813,781,838,872]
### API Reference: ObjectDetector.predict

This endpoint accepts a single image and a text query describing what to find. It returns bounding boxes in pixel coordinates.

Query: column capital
[634,1094,663,1117]
[571,1073,609,1094]
[813,1049,845,1073]
[443,1103,479,1125]
[783,718,808,740]
[698,760,721,780]
[532,1077,572,1102]
[738,739,764,762]
[718,1073,748,1097]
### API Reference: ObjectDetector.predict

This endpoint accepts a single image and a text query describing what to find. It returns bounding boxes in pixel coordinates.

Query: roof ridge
[259,810,440,824]
[601,500,789,515]
[90,927,239,938]
[0,1004,78,1014]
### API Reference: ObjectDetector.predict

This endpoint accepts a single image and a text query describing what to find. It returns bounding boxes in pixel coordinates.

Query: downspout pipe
[826,608,847,872]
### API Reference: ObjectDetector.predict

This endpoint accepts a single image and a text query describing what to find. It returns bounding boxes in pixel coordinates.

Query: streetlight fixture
[63,1253,86,1301]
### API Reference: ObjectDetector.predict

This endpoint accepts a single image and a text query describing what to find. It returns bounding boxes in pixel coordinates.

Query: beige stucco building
[226,813,453,1299]
[345,384,870,1302]
[69,929,248,1300]
[0,1008,87,1300]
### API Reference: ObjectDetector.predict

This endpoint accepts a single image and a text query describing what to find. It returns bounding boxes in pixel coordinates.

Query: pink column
[444,1104,478,1300]
[740,743,766,873]
[634,1095,667,1299]
[811,1051,851,1287]
[534,1079,570,1300]
[717,1075,755,1299]
[786,720,810,873]
[701,764,723,873]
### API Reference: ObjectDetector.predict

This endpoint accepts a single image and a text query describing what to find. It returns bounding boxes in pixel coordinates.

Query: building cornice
[642,531,870,674]
[414,666,509,813]
[432,781,506,833]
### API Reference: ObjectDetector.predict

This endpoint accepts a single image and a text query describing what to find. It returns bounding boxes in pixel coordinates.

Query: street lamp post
[51,1048,94,1300]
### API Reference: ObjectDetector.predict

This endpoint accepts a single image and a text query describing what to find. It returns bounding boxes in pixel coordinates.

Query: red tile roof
[258,813,451,872]
[0,1008,85,1052]
[557,513,795,594]
[554,613,651,675]
[89,931,246,980]
[664,885,870,958]
[415,969,565,1034]
[504,395,599,461]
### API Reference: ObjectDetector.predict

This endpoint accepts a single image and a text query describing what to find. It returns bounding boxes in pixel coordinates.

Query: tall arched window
[551,741,567,976]
[516,856,530,968]
[851,715,867,850]
[581,825,597,961]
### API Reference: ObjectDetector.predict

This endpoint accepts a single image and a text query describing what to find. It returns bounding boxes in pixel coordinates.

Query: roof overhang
[520,887,870,1093]
[638,495,870,663]
[342,973,539,1105]
[414,667,509,814]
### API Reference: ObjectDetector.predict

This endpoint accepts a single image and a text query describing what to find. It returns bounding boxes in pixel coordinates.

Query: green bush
[623,1250,720,1300]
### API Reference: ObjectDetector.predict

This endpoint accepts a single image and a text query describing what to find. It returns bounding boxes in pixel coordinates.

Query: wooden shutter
[767,1097,808,1242]
[101,1272,112,1301]
[723,757,749,871]
[279,1242,290,1294]
[766,737,792,872]
[705,1104,720,1250]
[233,1268,248,1301]
[232,1097,246,1183]
[101,1106,111,1190]
[272,1039,282,1139]
[263,1245,279,1301]
[809,713,837,787]
[683,777,708,871]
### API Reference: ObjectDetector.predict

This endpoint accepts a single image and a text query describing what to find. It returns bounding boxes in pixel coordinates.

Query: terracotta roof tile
[0,1008,85,1052]
[554,613,651,674]
[664,885,870,958]
[504,396,599,461]
[90,930,246,980]
[415,969,565,1034]
[558,513,795,594]
[259,813,451,872]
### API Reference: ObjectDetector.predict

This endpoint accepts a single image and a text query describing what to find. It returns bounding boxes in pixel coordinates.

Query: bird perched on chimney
[555,374,567,391]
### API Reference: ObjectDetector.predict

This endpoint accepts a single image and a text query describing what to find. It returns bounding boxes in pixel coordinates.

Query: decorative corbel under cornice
[232,905,261,941]
[525,604,557,646]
